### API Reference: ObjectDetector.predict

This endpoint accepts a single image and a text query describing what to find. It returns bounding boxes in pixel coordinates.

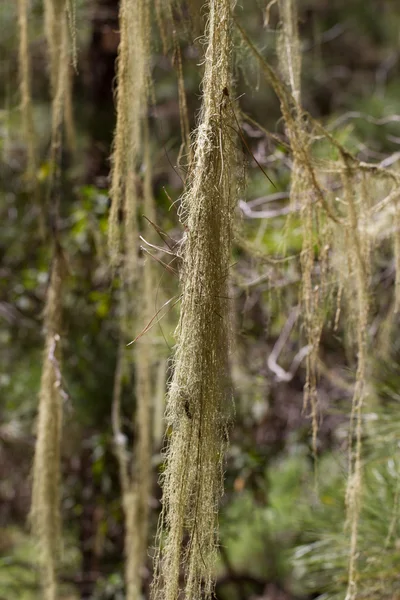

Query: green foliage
[294,456,400,599]
[222,449,313,582]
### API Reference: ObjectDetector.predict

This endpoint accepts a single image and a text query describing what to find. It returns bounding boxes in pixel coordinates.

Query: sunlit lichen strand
[151,2,237,600]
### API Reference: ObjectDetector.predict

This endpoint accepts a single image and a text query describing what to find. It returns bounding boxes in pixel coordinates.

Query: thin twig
[267,307,311,382]
[239,199,293,219]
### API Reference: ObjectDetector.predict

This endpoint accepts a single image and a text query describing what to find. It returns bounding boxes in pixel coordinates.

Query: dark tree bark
[83,0,119,185]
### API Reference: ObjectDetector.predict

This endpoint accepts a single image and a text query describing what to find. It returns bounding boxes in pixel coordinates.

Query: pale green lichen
[152,2,237,600]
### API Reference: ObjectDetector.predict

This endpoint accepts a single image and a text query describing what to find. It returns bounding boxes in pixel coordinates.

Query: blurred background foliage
[1,0,400,598]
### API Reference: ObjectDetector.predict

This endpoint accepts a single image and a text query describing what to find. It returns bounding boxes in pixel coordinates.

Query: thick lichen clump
[152,2,237,600]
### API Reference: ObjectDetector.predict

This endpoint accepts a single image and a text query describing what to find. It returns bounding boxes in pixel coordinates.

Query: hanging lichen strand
[114,266,154,600]
[276,0,326,458]
[108,1,154,598]
[17,0,36,181]
[276,4,369,593]
[108,0,150,270]
[277,0,300,104]
[117,135,156,600]
[30,250,65,600]
[237,2,400,597]
[44,0,64,91]
[341,169,369,600]
[152,2,237,600]
[275,3,373,596]
[124,137,156,600]
[43,0,72,151]
[29,2,69,599]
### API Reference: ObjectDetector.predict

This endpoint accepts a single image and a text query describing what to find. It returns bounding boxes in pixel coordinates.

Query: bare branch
[267,307,310,382]
[239,199,294,219]
[245,191,290,209]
